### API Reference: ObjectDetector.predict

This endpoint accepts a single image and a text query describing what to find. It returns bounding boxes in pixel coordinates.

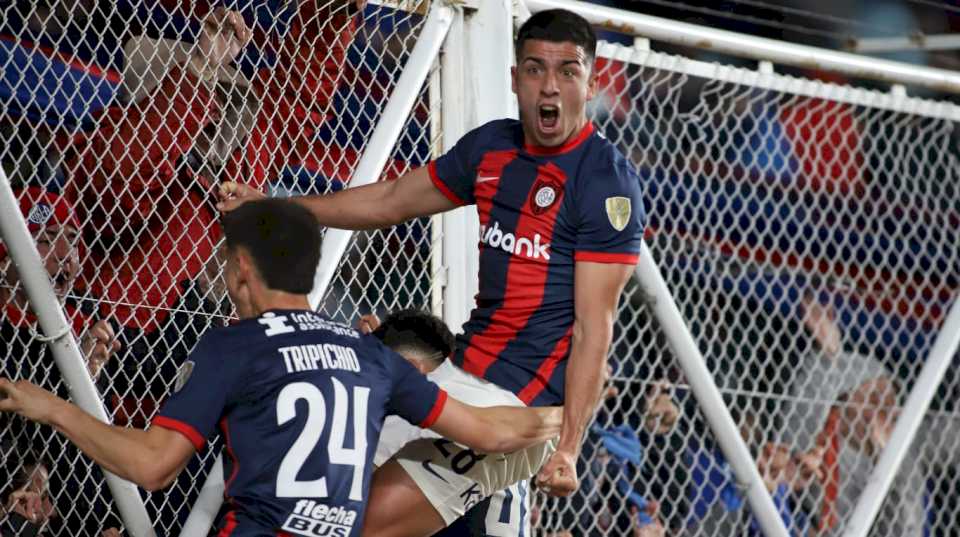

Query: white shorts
[470,481,531,537]
[387,363,556,525]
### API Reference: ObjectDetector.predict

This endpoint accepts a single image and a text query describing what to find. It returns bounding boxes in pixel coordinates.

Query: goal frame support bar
[632,241,792,537]
[0,168,157,537]
[843,296,960,537]
[527,0,960,96]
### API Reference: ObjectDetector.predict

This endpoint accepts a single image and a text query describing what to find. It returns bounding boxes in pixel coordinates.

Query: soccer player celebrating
[0,199,562,536]
[219,9,645,536]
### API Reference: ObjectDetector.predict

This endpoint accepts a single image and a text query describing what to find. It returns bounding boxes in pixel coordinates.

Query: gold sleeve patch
[605,196,632,231]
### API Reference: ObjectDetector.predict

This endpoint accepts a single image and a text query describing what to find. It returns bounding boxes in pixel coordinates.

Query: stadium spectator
[582,426,648,535]
[682,405,811,537]
[777,292,893,533]
[1,453,55,536]
[828,372,960,537]
[0,187,118,384]
[779,291,960,536]
[635,380,689,532]
[64,1,363,427]
[0,449,123,536]
[570,378,685,537]
[66,6,256,333]
[0,187,123,536]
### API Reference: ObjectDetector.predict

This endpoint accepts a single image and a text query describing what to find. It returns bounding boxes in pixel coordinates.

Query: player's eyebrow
[520,56,585,69]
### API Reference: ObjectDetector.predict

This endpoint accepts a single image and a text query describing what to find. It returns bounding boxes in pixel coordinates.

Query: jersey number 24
[276,379,370,501]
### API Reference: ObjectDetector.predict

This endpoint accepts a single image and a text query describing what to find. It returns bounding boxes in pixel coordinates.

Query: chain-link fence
[0,1,437,534]
[530,40,960,536]
[3,1,960,536]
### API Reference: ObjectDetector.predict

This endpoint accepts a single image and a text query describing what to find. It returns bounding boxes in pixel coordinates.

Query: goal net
[1,1,959,536]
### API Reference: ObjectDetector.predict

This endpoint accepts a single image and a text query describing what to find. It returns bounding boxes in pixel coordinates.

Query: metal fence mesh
[530,41,960,537]
[4,2,960,536]
[0,1,436,534]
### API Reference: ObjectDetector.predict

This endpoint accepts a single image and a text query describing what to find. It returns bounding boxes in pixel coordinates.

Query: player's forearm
[296,181,403,230]
[445,403,562,454]
[49,401,172,490]
[296,166,446,230]
[557,320,611,456]
[483,405,563,453]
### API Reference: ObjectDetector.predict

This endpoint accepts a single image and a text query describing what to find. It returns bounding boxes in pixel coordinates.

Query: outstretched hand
[194,7,252,71]
[6,489,54,527]
[0,378,63,425]
[217,182,266,212]
[82,320,120,380]
[356,313,381,335]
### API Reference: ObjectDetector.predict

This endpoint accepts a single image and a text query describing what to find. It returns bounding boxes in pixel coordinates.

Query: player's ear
[511,65,518,95]
[236,249,258,286]
[586,60,598,100]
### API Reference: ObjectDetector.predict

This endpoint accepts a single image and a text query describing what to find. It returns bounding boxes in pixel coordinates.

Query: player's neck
[248,290,311,317]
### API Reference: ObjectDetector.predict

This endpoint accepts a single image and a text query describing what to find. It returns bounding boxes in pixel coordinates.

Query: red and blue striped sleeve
[428,124,489,206]
[574,155,646,265]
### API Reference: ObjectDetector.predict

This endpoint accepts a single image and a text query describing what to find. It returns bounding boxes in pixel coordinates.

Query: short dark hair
[372,309,455,367]
[515,9,597,64]
[222,198,321,294]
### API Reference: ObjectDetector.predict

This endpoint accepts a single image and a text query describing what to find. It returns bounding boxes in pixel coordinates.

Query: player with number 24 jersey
[154,309,444,536]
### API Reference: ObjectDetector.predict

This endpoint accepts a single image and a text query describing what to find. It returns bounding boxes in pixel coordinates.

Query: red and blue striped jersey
[153,309,446,537]
[428,119,646,406]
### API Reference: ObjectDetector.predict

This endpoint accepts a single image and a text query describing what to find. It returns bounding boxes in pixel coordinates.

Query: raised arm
[71,7,251,225]
[0,379,194,491]
[538,261,634,495]
[427,397,563,454]
[218,165,459,230]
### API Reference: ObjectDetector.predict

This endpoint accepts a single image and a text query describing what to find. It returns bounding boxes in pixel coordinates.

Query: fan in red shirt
[63,2,363,423]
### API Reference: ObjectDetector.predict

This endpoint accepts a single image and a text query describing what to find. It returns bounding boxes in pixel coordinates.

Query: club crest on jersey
[173,361,195,393]
[605,197,631,231]
[529,178,562,215]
